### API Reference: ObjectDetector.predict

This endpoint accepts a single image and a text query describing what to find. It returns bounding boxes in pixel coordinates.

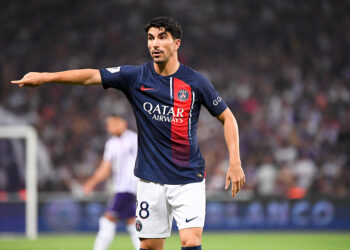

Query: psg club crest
[136,220,142,232]
[177,89,189,101]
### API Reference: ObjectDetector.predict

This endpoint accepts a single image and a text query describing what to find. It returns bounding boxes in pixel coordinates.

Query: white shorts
[135,179,206,238]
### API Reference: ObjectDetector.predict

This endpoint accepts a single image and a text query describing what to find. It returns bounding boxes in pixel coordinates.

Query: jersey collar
[150,61,185,78]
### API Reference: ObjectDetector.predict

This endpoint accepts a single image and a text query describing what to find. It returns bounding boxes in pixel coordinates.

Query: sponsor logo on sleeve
[106,66,121,73]
[213,96,222,106]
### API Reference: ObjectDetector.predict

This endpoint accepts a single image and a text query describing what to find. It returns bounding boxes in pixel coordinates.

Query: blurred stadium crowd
[1,0,349,199]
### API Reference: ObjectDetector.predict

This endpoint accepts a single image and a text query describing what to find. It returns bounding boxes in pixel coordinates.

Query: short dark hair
[145,16,182,40]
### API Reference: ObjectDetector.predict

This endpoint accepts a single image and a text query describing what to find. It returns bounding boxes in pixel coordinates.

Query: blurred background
[1,0,350,233]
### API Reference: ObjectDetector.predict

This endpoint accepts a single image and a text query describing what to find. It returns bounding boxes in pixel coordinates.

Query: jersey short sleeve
[103,139,114,163]
[198,74,227,117]
[99,65,140,92]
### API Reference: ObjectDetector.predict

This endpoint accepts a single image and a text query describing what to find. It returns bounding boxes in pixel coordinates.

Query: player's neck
[113,128,126,137]
[153,57,180,76]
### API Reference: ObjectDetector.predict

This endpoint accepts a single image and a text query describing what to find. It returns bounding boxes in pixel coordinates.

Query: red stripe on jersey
[171,78,192,167]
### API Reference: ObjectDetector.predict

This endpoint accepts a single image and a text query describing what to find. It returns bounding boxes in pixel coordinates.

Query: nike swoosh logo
[185,216,198,223]
[141,85,155,91]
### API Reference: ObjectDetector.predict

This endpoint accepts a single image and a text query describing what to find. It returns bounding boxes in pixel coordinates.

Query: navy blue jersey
[100,62,227,184]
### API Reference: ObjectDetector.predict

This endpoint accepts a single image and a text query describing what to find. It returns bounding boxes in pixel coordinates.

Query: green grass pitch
[1,232,349,250]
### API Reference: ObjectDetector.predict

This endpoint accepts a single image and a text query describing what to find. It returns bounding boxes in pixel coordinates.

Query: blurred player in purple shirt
[83,114,139,250]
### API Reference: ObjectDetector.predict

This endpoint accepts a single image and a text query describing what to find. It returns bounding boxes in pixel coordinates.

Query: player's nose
[153,38,160,47]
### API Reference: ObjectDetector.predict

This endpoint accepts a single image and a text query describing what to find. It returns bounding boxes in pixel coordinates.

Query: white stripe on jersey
[103,129,138,194]
[170,77,173,100]
[188,91,195,141]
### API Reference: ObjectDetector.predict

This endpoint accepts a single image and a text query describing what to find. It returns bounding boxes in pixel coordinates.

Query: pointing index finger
[231,181,237,197]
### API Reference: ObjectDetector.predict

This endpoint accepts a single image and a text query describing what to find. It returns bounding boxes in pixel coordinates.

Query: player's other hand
[225,163,245,198]
[11,72,48,88]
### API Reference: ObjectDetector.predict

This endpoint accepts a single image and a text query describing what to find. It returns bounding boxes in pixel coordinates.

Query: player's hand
[83,181,94,195]
[11,72,48,88]
[225,163,245,198]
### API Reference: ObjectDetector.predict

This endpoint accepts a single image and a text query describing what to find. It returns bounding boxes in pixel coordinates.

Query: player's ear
[174,39,181,51]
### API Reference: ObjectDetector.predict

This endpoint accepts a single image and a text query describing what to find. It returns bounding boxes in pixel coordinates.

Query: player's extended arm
[217,107,245,198]
[83,159,112,195]
[11,69,101,88]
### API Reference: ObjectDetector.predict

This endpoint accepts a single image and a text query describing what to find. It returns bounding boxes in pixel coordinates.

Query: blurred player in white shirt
[83,114,139,250]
